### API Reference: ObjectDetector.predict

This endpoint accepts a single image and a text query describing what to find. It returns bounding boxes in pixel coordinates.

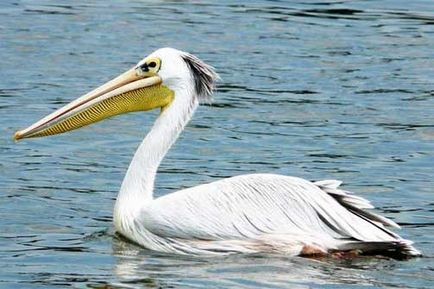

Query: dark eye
[148,61,157,68]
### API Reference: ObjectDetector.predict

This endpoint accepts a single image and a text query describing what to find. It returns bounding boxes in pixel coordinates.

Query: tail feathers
[314,180,373,209]
[345,202,401,230]
[314,180,400,229]
[314,180,421,259]
[337,239,422,259]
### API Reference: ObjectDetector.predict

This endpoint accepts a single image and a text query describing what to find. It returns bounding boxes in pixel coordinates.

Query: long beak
[14,68,173,140]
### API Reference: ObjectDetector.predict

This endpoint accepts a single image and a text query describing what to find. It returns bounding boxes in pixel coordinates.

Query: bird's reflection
[111,236,399,288]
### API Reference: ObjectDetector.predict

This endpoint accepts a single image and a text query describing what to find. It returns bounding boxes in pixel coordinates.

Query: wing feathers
[314,180,399,228]
[139,174,418,256]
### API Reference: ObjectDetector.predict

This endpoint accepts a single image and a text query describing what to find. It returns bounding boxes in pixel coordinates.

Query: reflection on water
[1,0,433,288]
[111,238,416,289]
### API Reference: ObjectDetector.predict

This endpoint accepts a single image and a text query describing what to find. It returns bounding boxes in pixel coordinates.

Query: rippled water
[1,0,434,288]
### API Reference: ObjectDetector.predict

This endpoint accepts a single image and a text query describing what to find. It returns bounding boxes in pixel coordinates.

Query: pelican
[15,48,420,258]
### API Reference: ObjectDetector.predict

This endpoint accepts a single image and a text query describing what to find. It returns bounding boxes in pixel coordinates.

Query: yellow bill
[14,65,174,140]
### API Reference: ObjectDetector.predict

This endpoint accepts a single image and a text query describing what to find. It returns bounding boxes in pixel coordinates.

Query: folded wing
[141,174,419,256]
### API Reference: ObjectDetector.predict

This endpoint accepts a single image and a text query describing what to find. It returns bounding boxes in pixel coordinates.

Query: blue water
[1,0,433,288]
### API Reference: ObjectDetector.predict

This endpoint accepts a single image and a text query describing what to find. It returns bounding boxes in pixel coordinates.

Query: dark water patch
[81,229,111,241]
[307,153,370,159]
[217,84,318,95]
[91,216,112,223]
[402,90,434,101]
[204,102,242,108]
[376,123,434,131]
[387,11,434,22]
[306,8,363,15]
[355,89,414,94]
[231,5,366,20]
[398,222,434,228]
[23,8,76,15]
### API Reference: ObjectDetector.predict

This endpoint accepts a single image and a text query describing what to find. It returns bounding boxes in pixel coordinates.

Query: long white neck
[114,87,198,219]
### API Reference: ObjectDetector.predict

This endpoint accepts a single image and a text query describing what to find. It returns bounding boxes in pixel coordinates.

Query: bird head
[14,47,217,140]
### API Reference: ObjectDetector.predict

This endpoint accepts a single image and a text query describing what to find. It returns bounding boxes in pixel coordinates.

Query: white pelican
[15,47,421,258]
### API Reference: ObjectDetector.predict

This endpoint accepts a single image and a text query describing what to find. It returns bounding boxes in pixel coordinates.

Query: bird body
[114,171,418,256]
[15,48,421,258]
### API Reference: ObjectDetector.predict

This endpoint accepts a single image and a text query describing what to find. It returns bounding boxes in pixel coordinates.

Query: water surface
[1,0,433,288]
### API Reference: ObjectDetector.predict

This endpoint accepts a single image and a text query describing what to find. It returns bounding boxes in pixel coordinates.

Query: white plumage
[112,48,420,257]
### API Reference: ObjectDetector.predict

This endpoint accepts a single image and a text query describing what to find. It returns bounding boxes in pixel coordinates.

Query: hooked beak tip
[13,130,23,141]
